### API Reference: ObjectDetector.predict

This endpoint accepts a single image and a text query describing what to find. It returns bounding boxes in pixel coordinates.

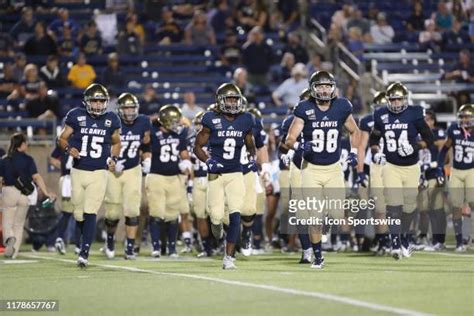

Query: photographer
[0,133,56,258]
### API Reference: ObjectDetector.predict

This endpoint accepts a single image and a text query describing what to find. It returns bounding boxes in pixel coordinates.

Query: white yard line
[23,254,430,316]
[416,252,474,258]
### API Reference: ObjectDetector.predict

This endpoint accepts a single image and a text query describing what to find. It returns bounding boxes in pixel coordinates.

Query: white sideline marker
[24,254,430,316]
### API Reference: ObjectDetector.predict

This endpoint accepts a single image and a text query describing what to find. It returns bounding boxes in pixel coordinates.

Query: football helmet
[299,87,311,101]
[193,111,204,126]
[386,82,409,114]
[207,103,219,112]
[457,103,474,128]
[83,83,109,117]
[117,92,139,122]
[158,104,183,134]
[247,107,262,119]
[309,71,336,102]
[371,91,389,111]
[215,83,244,114]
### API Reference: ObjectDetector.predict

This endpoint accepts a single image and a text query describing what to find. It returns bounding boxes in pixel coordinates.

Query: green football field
[1,245,473,316]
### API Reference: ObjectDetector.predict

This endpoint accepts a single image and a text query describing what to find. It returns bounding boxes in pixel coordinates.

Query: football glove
[141,157,151,174]
[179,159,193,173]
[398,141,414,157]
[434,167,445,186]
[346,151,358,168]
[373,152,386,165]
[356,172,369,188]
[114,160,125,173]
[247,160,258,172]
[280,149,295,166]
[206,158,224,174]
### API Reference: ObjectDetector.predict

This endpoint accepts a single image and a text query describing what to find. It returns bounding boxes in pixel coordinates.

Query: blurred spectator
[232,67,256,104]
[344,80,362,113]
[367,5,380,24]
[184,10,216,46]
[306,54,322,74]
[283,32,308,64]
[9,6,36,47]
[8,64,42,101]
[236,0,270,33]
[80,21,103,56]
[242,26,273,88]
[443,49,474,104]
[406,2,426,32]
[272,0,300,34]
[272,63,308,107]
[346,8,372,42]
[140,84,161,118]
[94,10,118,46]
[346,27,365,61]
[419,19,442,51]
[106,0,132,13]
[101,53,126,95]
[443,19,470,48]
[57,24,78,57]
[11,53,27,82]
[39,55,65,88]
[25,82,61,119]
[24,22,57,56]
[331,4,353,32]
[143,0,167,22]
[0,32,14,57]
[48,8,79,38]
[272,52,295,83]
[370,12,394,44]
[117,18,143,55]
[0,64,18,100]
[432,2,454,31]
[327,23,343,66]
[67,53,96,89]
[126,13,145,46]
[446,0,468,22]
[209,0,234,36]
[181,92,204,120]
[220,30,241,68]
[156,6,183,44]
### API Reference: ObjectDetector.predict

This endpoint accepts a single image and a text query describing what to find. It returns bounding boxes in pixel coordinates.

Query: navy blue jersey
[447,123,474,170]
[0,152,37,186]
[241,116,266,174]
[51,146,73,176]
[281,114,304,169]
[188,133,208,178]
[118,115,151,170]
[65,107,121,171]
[419,128,446,179]
[201,111,255,174]
[340,136,352,181]
[373,105,426,166]
[293,98,352,165]
[150,124,188,175]
[273,123,287,170]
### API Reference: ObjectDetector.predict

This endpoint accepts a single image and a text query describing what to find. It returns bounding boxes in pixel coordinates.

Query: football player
[58,83,121,268]
[193,83,256,269]
[103,93,151,260]
[417,110,446,251]
[146,105,192,258]
[438,104,474,252]
[279,88,313,263]
[370,82,434,260]
[357,92,390,255]
[285,71,361,269]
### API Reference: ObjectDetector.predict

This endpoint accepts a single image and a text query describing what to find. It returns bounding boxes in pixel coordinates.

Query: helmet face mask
[457,104,474,128]
[117,93,139,122]
[386,82,409,114]
[84,84,109,117]
[216,83,244,114]
[309,71,336,102]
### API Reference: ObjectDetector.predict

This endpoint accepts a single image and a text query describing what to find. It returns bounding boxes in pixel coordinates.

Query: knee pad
[149,217,164,225]
[241,214,255,226]
[125,216,139,226]
[105,218,120,228]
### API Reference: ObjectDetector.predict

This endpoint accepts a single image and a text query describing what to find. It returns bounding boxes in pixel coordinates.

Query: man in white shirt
[181,91,204,121]
[370,12,394,44]
[272,63,308,107]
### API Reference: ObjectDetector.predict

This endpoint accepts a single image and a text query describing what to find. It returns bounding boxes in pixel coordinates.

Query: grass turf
[1,245,473,316]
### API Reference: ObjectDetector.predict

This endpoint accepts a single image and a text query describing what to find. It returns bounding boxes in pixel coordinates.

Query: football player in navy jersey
[102,93,151,260]
[58,83,121,268]
[358,92,390,255]
[49,146,76,255]
[416,110,446,251]
[370,82,434,260]
[285,71,361,269]
[146,105,192,258]
[437,104,474,252]
[279,88,313,263]
[193,83,257,269]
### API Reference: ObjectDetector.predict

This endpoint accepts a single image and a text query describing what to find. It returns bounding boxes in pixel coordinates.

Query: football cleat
[391,248,402,260]
[180,246,192,254]
[169,252,179,259]
[104,246,115,259]
[240,239,252,257]
[4,237,16,258]
[401,245,413,258]
[77,256,88,269]
[197,251,211,258]
[47,246,56,253]
[222,255,237,270]
[299,248,313,264]
[251,248,265,255]
[211,223,224,240]
[310,257,325,269]
[55,237,66,255]
[424,243,446,252]
[124,253,136,260]
[455,245,467,253]
[151,250,161,258]
[74,247,81,255]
